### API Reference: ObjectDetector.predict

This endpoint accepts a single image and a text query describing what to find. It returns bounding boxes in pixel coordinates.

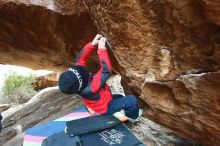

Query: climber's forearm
[75,42,95,67]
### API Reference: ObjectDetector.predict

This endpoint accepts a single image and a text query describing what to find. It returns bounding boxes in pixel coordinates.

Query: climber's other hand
[91,34,102,46]
[98,37,107,49]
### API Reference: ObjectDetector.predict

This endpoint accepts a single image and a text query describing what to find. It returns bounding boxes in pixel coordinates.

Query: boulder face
[0,0,220,146]
[0,0,98,71]
[84,0,220,145]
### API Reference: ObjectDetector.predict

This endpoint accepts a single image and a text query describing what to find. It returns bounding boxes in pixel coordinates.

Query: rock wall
[0,0,98,71]
[0,0,220,145]
[83,0,220,145]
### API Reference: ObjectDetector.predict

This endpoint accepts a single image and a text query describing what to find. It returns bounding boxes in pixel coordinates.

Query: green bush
[0,72,37,104]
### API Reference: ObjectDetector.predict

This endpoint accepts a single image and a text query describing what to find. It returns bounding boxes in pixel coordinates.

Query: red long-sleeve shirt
[75,43,112,114]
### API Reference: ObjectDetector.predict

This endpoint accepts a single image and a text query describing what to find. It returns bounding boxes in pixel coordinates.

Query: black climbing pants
[105,94,139,119]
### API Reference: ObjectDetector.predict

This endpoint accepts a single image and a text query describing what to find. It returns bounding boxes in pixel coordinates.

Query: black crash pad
[66,115,121,136]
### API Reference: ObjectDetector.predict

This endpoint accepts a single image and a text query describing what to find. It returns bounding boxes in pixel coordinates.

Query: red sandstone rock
[32,73,59,90]
[0,0,98,71]
[83,1,220,145]
[0,0,220,145]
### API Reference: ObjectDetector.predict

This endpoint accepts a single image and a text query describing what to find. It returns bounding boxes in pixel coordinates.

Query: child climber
[59,34,142,122]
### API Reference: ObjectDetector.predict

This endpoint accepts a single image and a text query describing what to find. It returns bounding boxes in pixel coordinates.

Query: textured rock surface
[0,0,220,145]
[0,0,98,71]
[32,72,59,90]
[0,104,10,112]
[130,117,200,146]
[202,0,220,25]
[141,72,220,145]
[0,87,83,145]
[83,0,220,145]
[108,75,201,146]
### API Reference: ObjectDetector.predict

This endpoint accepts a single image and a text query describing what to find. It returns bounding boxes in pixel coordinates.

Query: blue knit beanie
[59,66,89,94]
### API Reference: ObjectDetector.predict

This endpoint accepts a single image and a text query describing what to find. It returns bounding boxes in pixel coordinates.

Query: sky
[0,64,53,89]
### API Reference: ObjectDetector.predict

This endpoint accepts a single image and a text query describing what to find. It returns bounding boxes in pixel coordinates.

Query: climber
[58,34,143,122]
